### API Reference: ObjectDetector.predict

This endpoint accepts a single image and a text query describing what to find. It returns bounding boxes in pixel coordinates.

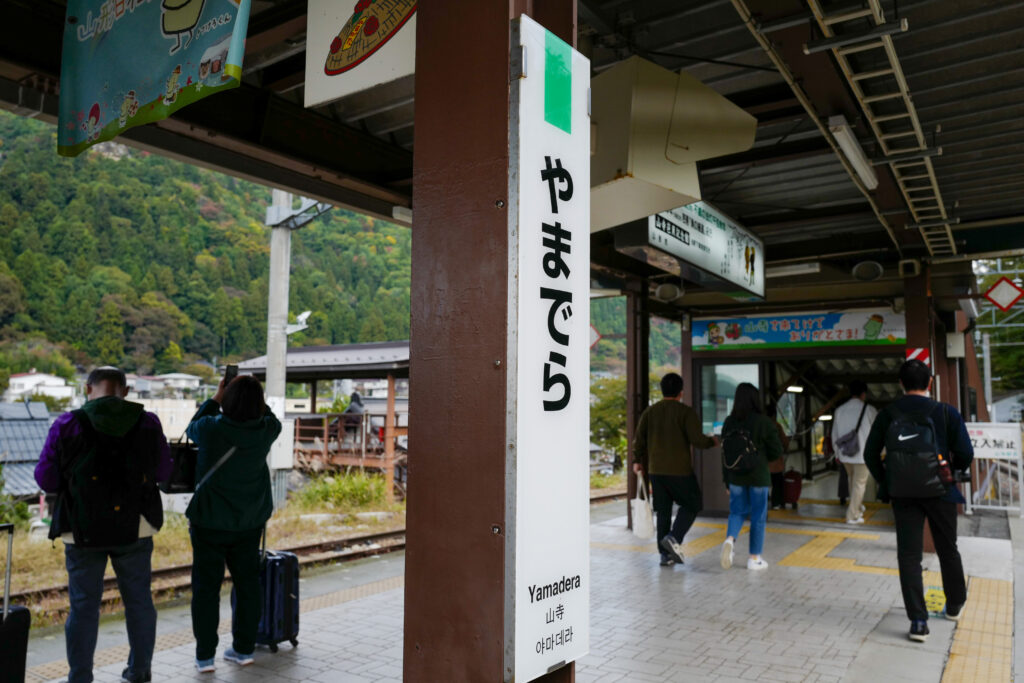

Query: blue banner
[693,310,906,351]
[58,0,251,157]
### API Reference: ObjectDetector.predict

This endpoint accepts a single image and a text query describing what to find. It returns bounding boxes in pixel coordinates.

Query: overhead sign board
[507,15,590,681]
[614,201,764,300]
[58,0,251,157]
[984,276,1024,312]
[304,0,417,108]
[693,310,906,351]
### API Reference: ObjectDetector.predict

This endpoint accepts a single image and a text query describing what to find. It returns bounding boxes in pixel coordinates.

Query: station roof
[238,341,410,382]
[2,0,1021,314]
[0,402,52,498]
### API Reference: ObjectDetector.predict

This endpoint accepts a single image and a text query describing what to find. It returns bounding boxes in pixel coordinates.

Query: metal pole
[983,332,994,418]
[265,189,291,422]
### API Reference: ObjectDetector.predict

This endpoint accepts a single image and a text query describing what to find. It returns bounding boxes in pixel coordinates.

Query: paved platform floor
[25,500,1016,683]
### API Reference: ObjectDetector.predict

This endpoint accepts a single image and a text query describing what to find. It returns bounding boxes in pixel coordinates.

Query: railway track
[13,490,627,613]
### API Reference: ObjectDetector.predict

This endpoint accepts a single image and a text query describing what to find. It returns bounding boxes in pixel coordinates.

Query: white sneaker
[860,504,867,512]
[747,557,769,571]
[720,538,734,569]
[846,517,865,525]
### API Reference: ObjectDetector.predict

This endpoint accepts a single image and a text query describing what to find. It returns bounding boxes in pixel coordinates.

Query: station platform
[23,498,1019,683]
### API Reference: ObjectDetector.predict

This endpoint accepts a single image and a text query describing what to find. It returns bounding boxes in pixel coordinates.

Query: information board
[506,15,590,681]
[966,423,1023,460]
[651,202,765,299]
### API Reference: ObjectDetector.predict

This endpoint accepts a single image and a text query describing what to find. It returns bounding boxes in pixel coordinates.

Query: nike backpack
[882,404,947,498]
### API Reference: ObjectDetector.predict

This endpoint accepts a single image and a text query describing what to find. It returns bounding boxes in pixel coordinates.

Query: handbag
[159,436,199,494]
[631,478,654,539]
[834,402,868,458]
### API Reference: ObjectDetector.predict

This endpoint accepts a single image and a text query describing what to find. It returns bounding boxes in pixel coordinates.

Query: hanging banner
[304,0,417,108]
[507,15,590,682]
[693,310,906,351]
[58,0,251,157]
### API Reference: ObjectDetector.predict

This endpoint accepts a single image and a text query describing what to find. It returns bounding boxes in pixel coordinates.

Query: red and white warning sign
[589,324,603,350]
[984,276,1024,312]
[906,347,930,365]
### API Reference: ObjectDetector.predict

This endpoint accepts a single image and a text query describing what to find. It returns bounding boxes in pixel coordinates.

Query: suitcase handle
[2,522,13,621]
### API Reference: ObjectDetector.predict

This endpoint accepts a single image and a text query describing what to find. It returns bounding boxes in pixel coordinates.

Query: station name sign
[693,310,907,351]
[506,15,590,682]
[614,201,764,300]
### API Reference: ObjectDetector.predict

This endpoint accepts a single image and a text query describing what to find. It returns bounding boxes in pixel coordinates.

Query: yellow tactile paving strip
[768,498,893,527]
[942,576,1014,683]
[25,575,405,682]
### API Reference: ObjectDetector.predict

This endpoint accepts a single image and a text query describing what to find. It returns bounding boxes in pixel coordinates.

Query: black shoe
[659,554,676,567]
[945,603,964,621]
[659,535,685,564]
[908,620,929,642]
[121,669,152,683]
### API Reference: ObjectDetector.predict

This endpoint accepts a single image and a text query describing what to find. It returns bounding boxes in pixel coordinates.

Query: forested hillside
[0,111,410,384]
[0,110,681,386]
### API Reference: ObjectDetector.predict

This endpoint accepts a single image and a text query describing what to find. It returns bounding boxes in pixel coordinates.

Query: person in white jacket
[831,380,878,524]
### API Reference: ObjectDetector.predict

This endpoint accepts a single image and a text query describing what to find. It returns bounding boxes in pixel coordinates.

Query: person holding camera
[186,373,281,673]
[862,360,973,644]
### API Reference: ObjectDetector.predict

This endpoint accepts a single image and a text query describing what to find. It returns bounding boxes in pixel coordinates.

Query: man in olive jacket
[633,373,719,566]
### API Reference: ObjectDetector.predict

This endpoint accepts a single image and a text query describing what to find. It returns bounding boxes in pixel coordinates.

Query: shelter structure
[3,1,1024,680]
[238,341,409,497]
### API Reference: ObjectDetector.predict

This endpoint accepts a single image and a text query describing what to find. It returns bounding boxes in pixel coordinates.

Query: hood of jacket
[80,396,145,436]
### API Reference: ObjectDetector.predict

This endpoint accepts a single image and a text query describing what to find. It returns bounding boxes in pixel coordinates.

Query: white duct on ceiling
[590,56,757,232]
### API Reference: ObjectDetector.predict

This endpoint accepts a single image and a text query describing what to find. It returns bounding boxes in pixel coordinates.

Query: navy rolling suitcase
[234,532,299,652]
[1,523,31,683]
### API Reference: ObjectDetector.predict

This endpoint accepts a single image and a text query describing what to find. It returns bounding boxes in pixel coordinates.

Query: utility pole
[983,332,994,418]
[264,190,332,504]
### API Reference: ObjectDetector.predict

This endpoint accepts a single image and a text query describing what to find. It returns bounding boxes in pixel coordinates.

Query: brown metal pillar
[904,266,937,551]
[309,381,317,413]
[625,281,650,528]
[405,2,576,681]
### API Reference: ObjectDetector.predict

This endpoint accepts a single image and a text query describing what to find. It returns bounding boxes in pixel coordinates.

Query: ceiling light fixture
[818,414,833,421]
[828,115,878,191]
[786,386,805,393]
[766,262,822,278]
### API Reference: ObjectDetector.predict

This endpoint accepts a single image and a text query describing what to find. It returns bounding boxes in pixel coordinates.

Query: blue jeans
[65,538,156,683]
[726,485,770,556]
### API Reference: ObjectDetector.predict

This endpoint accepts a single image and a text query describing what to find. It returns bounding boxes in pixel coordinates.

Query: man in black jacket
[863,360,973,644]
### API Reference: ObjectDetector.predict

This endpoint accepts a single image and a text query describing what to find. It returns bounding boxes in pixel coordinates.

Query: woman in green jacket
[720,382,783,571]
[186,375,281,672]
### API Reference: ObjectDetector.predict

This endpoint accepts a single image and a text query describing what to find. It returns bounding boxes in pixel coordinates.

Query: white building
[3,371,75,403]
[156,373,202,393]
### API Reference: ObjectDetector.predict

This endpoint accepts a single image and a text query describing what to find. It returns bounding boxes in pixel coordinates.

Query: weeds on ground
[293,470,400,514]
[8,470,406,621]
[590,469,626,490]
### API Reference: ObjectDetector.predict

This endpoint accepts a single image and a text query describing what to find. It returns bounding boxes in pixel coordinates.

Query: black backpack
[54,410,153,547]
[722,424,760,475]
[883,402,947,498]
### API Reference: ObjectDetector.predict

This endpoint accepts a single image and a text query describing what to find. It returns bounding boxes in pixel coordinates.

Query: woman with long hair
[186,374,281,672]
[720,382,783,571]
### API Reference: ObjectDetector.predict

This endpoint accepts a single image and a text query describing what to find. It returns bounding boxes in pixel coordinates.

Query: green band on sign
[544,31,572,134]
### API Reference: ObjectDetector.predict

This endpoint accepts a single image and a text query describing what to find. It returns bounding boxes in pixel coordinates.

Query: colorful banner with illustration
[58,0,251,157]
[693,310,906,351]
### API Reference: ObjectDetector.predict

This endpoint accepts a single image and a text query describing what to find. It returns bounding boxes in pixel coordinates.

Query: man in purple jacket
[36,367,172,683]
